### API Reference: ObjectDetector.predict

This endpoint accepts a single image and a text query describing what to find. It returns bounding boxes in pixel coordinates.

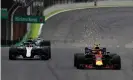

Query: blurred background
[1,0,132,46]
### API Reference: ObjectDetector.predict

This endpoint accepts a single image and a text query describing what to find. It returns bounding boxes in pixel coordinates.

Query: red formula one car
[74,45,121,70]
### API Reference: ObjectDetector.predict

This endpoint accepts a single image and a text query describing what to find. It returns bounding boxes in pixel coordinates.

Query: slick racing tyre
[40,53,50,60]
[48,47,51,59]
[111,55,121,70]
[40,54,50,60]
[74,53,84,67]
[40,47,51,60]
[76,54,85,69]
[40,55,48,60]
[74,53,79,67]
[9,54,16,60]
[74,54,77,67]
[9,48,16,60]
[45,47,51,59]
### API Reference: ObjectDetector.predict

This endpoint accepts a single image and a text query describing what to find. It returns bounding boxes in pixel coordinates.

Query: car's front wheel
[9,54,16,60]
[9,49,16,60]
[40,52,50,60]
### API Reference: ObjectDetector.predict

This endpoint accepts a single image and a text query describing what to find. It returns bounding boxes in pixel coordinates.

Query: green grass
[29,23,41,39]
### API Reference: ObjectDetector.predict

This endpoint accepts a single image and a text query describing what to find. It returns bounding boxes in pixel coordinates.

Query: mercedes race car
[9,38,51,60]
[74,44,121,70]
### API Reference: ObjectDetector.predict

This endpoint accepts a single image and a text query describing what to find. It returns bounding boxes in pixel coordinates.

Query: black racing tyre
[40,55,47,60]
[45,47,51,59]
[40,53,50,60]
[48,47,51,59]
[111,55,121,70]
[40,47,51,60]
[76,54,85,69]
[9,54,16,60]
[41,52,50,60]
[74,54,77,67]
[9,48,16,60]
[74,53,84,67]
[74,53,79,67]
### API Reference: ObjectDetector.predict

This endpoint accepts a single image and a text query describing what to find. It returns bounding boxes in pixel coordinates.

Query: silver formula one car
[9,38,51,60]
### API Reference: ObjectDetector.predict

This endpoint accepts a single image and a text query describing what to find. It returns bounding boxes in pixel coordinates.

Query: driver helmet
[94,43,100,50]
[95,45,100,49]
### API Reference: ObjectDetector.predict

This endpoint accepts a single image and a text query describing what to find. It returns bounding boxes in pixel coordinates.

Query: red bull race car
[74,44,121,70]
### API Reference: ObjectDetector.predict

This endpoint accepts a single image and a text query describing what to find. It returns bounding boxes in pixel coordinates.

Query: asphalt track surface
[2,7,133,80]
